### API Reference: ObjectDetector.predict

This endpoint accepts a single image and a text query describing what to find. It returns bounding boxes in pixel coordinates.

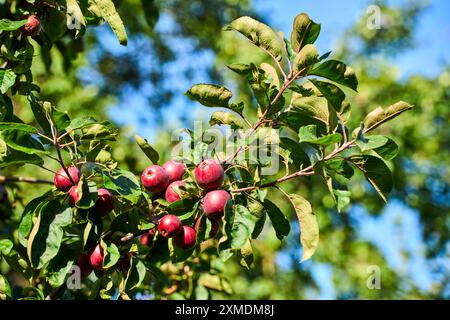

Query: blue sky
[100,0,450,139]
[83,0,449,299]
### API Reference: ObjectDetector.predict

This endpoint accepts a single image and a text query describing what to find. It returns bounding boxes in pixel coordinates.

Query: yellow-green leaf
[290,194,319,261]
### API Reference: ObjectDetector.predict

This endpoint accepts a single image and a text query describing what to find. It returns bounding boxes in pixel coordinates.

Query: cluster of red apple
[71,158,230,275]
[139,159,230,250]
[54,166,115,216]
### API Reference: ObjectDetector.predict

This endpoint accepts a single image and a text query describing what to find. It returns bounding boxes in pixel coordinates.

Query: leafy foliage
[0,5,413,300]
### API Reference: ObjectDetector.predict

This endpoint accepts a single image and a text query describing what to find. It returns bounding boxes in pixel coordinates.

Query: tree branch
[0,175,54,185]
[231,139,355,193]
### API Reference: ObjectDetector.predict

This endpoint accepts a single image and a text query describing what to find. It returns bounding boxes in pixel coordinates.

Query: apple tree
[0,2,413,300]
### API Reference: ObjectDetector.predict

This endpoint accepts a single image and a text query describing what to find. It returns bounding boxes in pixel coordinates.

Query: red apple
[140,228,157,246]
[194,159,224,190]
[141,165,170,193]
[89,244,104,270]
[0,185,7,203]
[76,252,93,278]
[194,217,220,239]
[95,188,115,216]
[21,15,41,37]
[174,226,196,249]
[158,214,182,238]
[165,180,185,203]
[68,185,79,207]
[202,190,230,219]
[162,160,186,182]
[54,166,80,192]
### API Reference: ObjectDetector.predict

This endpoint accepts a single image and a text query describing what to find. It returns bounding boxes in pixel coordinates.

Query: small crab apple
[194,159,224,190]
[89,244,104,270]
[162,160,186,182]
[194,217,219,239]
[140,228,157,246]
[174,226,197,249]
[0,185,8,203]
[165,180,185,203]
[95,188,115,216]
[203,190,230,219]
[158,214,182,238]
[54,166,80,192]
[141,165,170,193]
[76,252,93,278]
[21,15,41,37]
[68,185,80,207]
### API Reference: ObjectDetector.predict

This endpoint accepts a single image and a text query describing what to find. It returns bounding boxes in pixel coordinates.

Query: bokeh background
[7,0,450,299]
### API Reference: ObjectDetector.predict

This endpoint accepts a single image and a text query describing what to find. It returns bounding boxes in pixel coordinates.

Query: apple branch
[224,68,305,164]
[230,139,355,193]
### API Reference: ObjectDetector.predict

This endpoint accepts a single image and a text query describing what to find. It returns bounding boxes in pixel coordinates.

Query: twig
[231,139,355,193]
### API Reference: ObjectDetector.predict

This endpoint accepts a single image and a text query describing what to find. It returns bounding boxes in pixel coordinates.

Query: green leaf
[280,137,311,168]
[102,169,142,204]
[363,101,414,133]
[0,274,12,300]
[225,16,283,61]
[230,205,257,250]
[123,259,146,292]
[0,122,37,133]
[356,134,389,152]
[101,241,120,269]
[80,121,118,141]
[76,178,98,209]
[309,79,349,115]
[0,148,44,168]
[247,197,267,239]
[349,155,393,202]
[290,13,321,53]
[27,201,73,268]
[0,70,16,94]
[293,44,319,73]
[0,18,27,31]
[135,135,159,164]
[289,194,319,261]
[260,62,280,88]
[290,95,338,129]
[218,200,234,261]
[0,239,13,256]
[0,138,7,161]
[373,137,399,161]
[209,111,244,129]
[1,129,47,155]
[239,239,253,269]
[309,60,358,91]
[185,84,232,108]
[299,124,342,146]
[263,199,290,240]
[66,117,97,131]
[19,194,50,247]
[47,251,75,287]
[334,189,351,213]
[90,0,128,45]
